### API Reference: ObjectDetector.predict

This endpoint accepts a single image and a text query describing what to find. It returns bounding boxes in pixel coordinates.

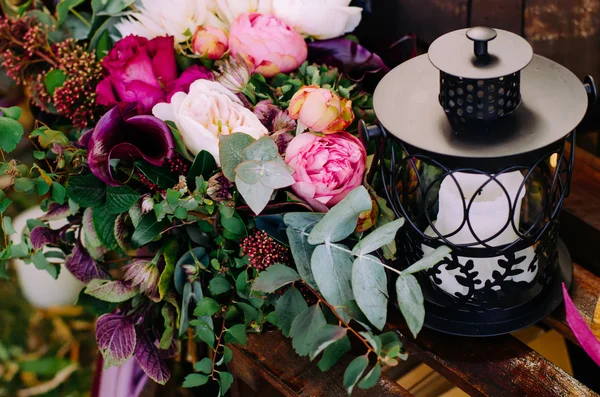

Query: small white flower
[115,0,226,44]
[271,0,362,40]
[152,80,268,165]
[211,0,273,27]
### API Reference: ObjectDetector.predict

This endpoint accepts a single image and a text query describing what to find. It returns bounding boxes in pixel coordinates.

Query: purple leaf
[88,103,175,186]
[65,242,110,284]
[158,339,180,360]
[563,283,600,366]
[114,213,128,251]
[96,313,136,366]
[40,203,70,221]
[308,38,389,82]
[85,279,139,303]
[30,226,60,250]
[134,329,171,385]
[82,208,108,260]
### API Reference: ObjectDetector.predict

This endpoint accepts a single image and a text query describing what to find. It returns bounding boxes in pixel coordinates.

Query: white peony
[152,80,268,165]
[115,0,226,44]
[211,0,273,27]
[271,0,362,40]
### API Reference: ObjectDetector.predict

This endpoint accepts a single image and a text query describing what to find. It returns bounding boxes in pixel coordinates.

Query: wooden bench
[225,144,600,397]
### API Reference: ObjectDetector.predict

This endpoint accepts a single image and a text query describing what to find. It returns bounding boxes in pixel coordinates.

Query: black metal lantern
[362,27,597,336]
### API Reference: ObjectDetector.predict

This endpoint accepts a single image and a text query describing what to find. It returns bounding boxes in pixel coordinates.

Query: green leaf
[236,178,273,215]
[0,106,21,120]
[234,160,261,184]
[193,319,215,347]
[106,185,140,214]
[159,305,174,349]
[252,263,300,293]
[219,371,234,395]
[158,241,179,300]
[395,274,425,338]
[45,69,67,95]
[20,358,71,377]
[283,213,324,289]
[309,325,347,361]
[358,364,382,390]
[217,346,233,365]
[235,270,250,299]
[352,218,405,256]
[92,0,135,15]
[165,122,191,160]
[182,373,209,388]
[14,177,35,193]
[135,161,178,190]
[84,279,138,303]
[352,255,388,331]
[56,0,85,25]
[343,355,369,395]
[308,186,372,245]
[236,302,259,326]
[92,206,119,250]
[193,297,221,317]
[188,150,216,181]
[401,246,451,276]
[289,305,326,356]
[311,244,354,310]
[31,250,58,279]
[225,324,247,345]
[209,276,232,295]
[95,28,112,60]
[219,133,256,181]
[0,117,24,153]
[260,159,295,189]
[52,182,66,205]
[65,12,92,40]
[359,331,382,354]
[275,287,308,337]
[221,215,245,236]
[130,213,168,249]
[0,198,13,214]
[193,357,212,374]
[3,217,15,235]
[318,336,351,372]
[66,174,106,208]
[242,136,279,163]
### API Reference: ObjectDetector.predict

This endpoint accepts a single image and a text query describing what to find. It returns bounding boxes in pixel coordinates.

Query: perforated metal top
[428,28,534,79]
[373,54,588,158]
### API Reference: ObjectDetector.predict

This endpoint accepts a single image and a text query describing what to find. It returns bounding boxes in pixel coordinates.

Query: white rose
[271,0,362,40]
[152,80,268,165]
[212,0,273,27]
[115,0,226,44]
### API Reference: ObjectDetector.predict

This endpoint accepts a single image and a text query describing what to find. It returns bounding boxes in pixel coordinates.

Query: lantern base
[422,240,573,337]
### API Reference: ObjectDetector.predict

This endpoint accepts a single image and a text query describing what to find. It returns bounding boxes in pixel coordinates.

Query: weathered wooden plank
[470,0,524,34]
[386,318,596,397]
[229,332,414,397]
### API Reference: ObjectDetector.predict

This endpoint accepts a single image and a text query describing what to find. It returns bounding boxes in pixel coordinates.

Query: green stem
[70,8,91,28]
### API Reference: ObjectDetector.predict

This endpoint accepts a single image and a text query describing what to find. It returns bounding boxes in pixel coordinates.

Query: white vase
[11,206,84,308]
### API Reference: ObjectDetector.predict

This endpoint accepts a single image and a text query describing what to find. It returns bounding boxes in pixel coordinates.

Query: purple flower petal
[563,283,600,366]
[158,339,180,360]
[308,38,390,82]
[88,104,175,186]
[165,65,213,102]
[30,226,60,250]
[134,329,170,385]
[65,241,110,284]
[96,313,137,366]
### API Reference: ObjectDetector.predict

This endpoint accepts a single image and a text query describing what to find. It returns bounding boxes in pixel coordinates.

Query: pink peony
[191,26,228,60]
[285,131,366,208]
[96,35,213,113]
[288,85,354,134]
[228,13,307,78]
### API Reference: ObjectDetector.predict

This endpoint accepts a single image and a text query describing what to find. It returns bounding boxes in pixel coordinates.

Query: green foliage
[84,279,138,303]
[45,69,67,95]
[0,114,24,153]
[275,288,307,337]
[289,305,326,357]
[92,206,119,250]
[252,264,300,293]
[352,255,388,331]
[105,186,140,214]
[219,133,256,181]
[343,355,369,395]
[395,274,425,338]
[66,174,106,208]
[130,213,168,248]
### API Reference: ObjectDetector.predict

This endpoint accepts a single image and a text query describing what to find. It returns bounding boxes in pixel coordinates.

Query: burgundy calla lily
[88,103,175,186]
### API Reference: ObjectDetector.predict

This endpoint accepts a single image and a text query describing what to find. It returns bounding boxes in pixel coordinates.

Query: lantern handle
[584,75,597,105]
[466,27,497,61]
[358,119,385,146]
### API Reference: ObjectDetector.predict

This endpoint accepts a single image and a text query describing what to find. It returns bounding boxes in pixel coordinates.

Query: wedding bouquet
[0,0,448,394]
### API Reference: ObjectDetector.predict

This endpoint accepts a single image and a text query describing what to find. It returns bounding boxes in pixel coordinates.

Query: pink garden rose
[228,13,307,78]
[192,26,228,60]
[288,85,354,134]
[96,35,212,113]
[285,131,367,208]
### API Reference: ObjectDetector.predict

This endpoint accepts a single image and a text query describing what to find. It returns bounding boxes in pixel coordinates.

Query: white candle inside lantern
[423,171,537,297]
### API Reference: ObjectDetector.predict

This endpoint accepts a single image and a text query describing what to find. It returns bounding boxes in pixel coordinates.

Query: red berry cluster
[241,230,289,271]
[166,156,189,175]
[138,171,165,195]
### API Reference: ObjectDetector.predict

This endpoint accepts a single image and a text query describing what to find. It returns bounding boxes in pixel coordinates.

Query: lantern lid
[373,54,588,159]
[428,27,533,79]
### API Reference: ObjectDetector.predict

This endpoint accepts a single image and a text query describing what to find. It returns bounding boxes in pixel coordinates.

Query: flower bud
[192,26,228,60]
[288,86,354,134]
[141,194,154,215]
[207,172,234,202]
[123,259,160,302]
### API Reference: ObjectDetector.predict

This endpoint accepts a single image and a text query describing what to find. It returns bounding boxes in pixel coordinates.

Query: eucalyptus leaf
[309,325,347,361]
[317,335,351,372]
[252,263,300,293]
[242,136,279,163]
[284,212,324,289]
[234,161,261,184]
[352,218,405,256]
[343,355,369,395]
[395,274,425,338]
[352,255,388,331]
[401,246,451,276]
[260,160,296,189]
[289,305,326,356]
[358,364,382,390]
[311,244,354,310]
[219,133,256,181]
[275,287,308,337]
[236,178,273,215]
[308,186,372,245]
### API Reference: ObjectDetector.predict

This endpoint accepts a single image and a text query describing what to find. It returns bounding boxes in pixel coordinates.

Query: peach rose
[288,86,354,134]
[192,26,228,60]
